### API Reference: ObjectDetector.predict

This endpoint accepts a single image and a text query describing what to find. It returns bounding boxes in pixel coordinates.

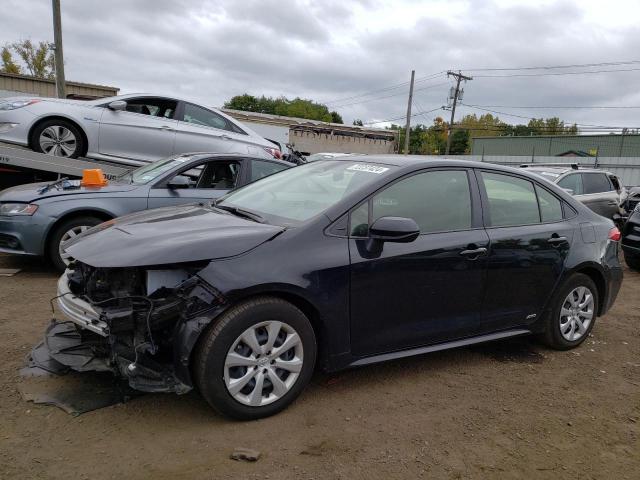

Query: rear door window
[481,172,540,227]
[181,103,246,134]
[557,173,583,195]
[582,173,613,194]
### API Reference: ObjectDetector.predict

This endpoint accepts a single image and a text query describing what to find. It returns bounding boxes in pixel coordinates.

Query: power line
[329,81,449,109]
[364,106,444,126]
[323,71,446,106]
[462,60,640,72]
[473,67,640,78]
[460,103,640,110]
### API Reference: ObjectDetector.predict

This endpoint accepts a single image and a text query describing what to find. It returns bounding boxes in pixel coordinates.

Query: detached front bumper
[57,273,109,336]
[28,269,224,395]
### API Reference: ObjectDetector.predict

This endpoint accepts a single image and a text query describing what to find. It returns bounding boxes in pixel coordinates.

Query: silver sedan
[0,94,280,165]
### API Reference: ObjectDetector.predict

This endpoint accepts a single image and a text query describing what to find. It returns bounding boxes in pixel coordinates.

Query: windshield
[124,155,197,184]
[217,160,396,225]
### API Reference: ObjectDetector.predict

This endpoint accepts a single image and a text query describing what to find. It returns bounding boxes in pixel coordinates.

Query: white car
[0,94,280,165]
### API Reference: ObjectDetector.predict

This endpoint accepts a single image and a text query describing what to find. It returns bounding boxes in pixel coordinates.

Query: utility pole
[445,70,472,155]
[403,70,415,155]
[52,0,66,99]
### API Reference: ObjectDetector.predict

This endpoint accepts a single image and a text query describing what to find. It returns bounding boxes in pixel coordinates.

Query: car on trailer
[0,94,281,164]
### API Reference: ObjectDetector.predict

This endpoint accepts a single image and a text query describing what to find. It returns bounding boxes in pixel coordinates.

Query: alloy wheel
[224,320,304,407]
[39,126,77,157]
[559,286,594,341]
[59,225,90,265]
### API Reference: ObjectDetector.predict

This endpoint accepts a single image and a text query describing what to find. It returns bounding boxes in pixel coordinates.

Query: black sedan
[31,156,623,419]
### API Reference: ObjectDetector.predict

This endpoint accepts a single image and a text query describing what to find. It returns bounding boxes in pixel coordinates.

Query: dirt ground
[0,253,638,480]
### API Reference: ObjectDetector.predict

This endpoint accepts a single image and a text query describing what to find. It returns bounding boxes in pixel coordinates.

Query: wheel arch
[28,115,90,157]
[187,287,329,375]
[569,263,607,316]
[43,208,114,254]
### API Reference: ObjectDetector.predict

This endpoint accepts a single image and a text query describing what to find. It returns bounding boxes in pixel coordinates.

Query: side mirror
[369,216,420,243]
[167,175,191,189]
[108,100,127,111]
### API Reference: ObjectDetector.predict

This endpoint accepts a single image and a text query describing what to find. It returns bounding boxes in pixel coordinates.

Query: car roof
[172,152,295,166]
[522,165,613,175]
[329,154,495,168]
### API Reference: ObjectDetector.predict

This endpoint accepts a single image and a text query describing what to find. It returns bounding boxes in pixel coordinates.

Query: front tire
[540,273,598,350]
[195,296,316,420]
[32,119,85,158]
[624,252,640,271]
[48,216,103,271]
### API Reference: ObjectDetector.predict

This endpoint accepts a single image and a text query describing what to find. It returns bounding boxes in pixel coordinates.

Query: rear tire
[540,273,598,350]
[194,296,316,420]
[624,252,640,271]
[48,216,103,272]
[31,119,85,158]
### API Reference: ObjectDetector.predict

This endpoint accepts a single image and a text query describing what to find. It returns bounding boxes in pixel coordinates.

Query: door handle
[221,134,232,140]
[547,236,568,245]
[159,125,174,131]
[607,201,618,206]
[460,247,488,259]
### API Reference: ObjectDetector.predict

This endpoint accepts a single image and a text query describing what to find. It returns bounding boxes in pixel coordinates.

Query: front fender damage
[26,263,226,395]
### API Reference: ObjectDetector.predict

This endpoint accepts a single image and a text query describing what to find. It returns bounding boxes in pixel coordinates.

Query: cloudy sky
[2,0,640,130]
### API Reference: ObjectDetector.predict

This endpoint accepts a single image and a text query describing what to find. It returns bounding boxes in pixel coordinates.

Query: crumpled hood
[0,180,138,203]
[64,204,285,267]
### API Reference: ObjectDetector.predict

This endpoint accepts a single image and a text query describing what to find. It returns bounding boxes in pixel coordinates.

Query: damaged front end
[29,261,225,394]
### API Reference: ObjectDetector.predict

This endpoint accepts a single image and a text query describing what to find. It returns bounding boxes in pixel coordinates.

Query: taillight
[608,227,621,241]
[263,147,282,159]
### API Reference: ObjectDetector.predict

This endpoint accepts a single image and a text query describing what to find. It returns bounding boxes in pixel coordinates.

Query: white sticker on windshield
[541,171,560,178]
[347,164,389,174]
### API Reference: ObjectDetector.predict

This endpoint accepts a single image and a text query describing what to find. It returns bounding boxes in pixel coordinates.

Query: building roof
[222,108,396,140]
[0,71,119,92]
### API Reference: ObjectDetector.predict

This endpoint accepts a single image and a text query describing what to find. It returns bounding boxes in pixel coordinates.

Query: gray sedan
[0,153,292,270]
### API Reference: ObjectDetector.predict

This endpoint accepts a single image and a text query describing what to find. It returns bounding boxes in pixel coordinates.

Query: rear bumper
[602,262,623,315]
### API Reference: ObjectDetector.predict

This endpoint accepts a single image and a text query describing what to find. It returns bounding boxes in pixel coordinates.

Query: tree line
[392,114,579,154]
[224,94,343,124]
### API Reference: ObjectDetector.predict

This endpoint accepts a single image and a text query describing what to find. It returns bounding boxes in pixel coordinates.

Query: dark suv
[622,203,640,270]
[521,164,625,220]
[31,156,623,419]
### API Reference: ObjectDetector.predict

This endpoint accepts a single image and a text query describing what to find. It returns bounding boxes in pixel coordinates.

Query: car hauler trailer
[0,142,130,190]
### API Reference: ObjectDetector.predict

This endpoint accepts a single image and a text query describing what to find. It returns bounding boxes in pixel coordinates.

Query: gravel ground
[0,253,638,480]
